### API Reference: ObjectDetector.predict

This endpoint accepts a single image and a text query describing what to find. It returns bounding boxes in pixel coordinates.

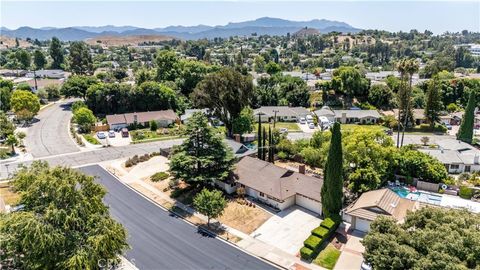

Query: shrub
[321,217,337,231]
[311,226,330,238]
[459,186,474,199]
[150,120,158,131]
[300,247,314,260]
[83,134,100,145]
[458,172,471,182]
[277,151,288,160]
[304,235,322,250]
[151,172,169,182]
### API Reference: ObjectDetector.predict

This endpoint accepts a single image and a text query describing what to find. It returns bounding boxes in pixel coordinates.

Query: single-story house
[106,110,179,129]
[343,188,418,232]
[253,106,310,123]
[383,109,427,125]
[228,156,323,214]
[315,106,381,124]
[26,69,65,79]
[419,139,480,174]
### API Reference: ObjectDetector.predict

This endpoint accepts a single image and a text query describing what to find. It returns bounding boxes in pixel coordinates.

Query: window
[465,165,471,172]
[450,164,460,170]
[259,192,264,197]
[240,184,245,188]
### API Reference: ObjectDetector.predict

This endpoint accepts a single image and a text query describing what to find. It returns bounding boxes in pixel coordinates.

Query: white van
[306,114,314,123]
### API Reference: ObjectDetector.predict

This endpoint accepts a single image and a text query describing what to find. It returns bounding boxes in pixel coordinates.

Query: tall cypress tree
[268,126,273,162]
[458,91,476,143]
[262,127,267,161]
[257,115,262,159]
[321,122,343,218]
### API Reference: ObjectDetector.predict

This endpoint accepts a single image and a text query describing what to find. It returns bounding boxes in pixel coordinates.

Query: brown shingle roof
[106,110,178,125]
[345,189,417,222]
[234,156,323,201]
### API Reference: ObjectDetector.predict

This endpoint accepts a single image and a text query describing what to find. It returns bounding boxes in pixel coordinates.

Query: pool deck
[390,187,480,213]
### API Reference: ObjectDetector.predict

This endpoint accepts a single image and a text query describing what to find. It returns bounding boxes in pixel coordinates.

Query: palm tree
[400,59,419,147]
[5,134,18,155]
[396,58,419,147]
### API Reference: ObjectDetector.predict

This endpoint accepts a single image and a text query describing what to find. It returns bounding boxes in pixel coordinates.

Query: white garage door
[355,218,371,232]
[296,195,322,214]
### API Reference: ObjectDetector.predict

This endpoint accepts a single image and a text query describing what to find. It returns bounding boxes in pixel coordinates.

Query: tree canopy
[0,161,128,269]
[192,67,254,136]
[193,188,227,227]
[458,90,476,143]
[363,207,480,270]
[49,37,64,69]
[10,90,40,121]
[321,122,343,218]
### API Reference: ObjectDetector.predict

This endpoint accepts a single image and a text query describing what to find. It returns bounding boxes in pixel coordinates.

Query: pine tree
[424,76,442,129]
[257,115,262,159]
[458,91,476,143]
[321,122,343,218]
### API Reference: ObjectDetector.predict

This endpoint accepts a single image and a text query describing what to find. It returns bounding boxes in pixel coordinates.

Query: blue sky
[1,1,479,34]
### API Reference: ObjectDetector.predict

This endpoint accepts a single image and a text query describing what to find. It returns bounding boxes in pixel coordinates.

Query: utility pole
[33,69,38,92]
[273,110,279,128]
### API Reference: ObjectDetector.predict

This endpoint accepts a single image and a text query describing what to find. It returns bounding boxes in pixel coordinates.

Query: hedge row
[300,217,340,261]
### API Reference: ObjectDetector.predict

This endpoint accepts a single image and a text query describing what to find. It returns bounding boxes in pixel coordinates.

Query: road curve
[78,165,277,270]
[24,100,79,158]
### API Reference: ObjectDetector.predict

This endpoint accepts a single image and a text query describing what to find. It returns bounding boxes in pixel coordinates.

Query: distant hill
[1,17,361,41]
[85,35,173,47]
[293,27,321,37]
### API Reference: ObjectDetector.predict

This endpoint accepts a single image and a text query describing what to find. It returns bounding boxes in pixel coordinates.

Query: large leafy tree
[15,49,31,70]
[33,49,46,70]
[395,148,447,183]
[424,76,443,129]
[169,112,234,187]
[134,81,179,112]
[68,41,93,75]
[49,37,64,69]
[367,84,396,110]
[10,90,40,121]
[192,67,254,136]
[232,106,254,135]
[73,107,96,133]
[0,111,15,139]
[321,122,343,218]
[61,75,97,100]
[0,161,128,269]
[155,49,179,82]
[331,66,370,98]
[363,207,480,270]
[193,188,227,227]
[458,90,476,143]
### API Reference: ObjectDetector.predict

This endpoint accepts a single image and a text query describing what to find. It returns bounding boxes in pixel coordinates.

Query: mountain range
[0,17,361,41]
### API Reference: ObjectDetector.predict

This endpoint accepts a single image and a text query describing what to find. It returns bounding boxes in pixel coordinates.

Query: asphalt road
[0,139,183,179]
[78,165,277,270]
[24,100,79,158]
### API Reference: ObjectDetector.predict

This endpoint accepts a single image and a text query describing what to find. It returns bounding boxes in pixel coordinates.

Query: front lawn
[341,124,388,133]
[313,244,341,269]
[254,122,301,132]
[83,134,100,145]
[130,126,185,142]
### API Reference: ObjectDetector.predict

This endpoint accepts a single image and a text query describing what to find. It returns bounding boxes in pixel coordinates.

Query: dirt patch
[218,198,272,234]
[85,35,173,47]
[0,183,20,206]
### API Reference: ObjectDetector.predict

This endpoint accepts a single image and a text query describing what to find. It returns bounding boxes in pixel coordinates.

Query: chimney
[341,112,347,124]
[299,164,306,174]
[474,155,479,164]
[234,134,241,142]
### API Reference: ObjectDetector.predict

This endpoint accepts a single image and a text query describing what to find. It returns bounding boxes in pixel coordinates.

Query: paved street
[0,139,183,179]
[78,165,277,270]
[24,100,79,158]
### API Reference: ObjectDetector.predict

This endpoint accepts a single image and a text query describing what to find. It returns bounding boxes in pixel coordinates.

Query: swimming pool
[390,187,443,205]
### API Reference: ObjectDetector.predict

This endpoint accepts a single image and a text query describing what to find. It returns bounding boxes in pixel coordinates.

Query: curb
[95,164,285,270]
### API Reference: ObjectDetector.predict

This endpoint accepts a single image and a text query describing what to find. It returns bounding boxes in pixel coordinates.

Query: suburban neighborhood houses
[1,1,480,270]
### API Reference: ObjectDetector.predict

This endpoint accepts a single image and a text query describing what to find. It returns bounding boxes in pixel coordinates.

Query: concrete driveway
[334,230,365,270]
[298,122,320,133]
[24,100,79,158]
[251,206,322,255]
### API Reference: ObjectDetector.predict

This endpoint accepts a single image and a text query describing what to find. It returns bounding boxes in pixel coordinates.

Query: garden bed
[313,244,341,269]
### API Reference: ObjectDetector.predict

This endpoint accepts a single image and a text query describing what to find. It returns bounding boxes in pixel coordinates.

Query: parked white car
[299,117,306,124]
[306,114,314,123]
[308,123,316,129]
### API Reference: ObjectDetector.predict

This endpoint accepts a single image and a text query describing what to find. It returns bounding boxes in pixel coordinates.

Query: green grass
[254,122,301,132]
[341,124,388,133]
[131,127,184,142]
[313,244,341,269]
[83,134,100,145]
[131,135,184,144]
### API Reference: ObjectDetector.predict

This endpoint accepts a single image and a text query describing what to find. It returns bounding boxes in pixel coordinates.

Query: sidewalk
[102,161,326,270]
